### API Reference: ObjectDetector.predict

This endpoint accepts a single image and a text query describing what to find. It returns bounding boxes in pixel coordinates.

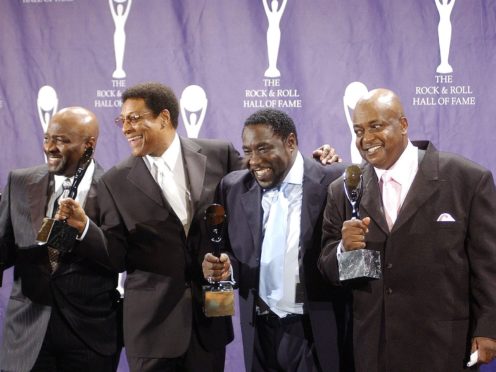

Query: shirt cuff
[76,216,90,241]
[337,240,344,255]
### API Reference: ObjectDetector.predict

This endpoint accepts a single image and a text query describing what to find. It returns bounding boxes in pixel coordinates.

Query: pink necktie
[381,173,401,231]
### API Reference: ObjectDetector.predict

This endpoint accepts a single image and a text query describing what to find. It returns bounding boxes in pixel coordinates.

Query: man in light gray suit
[0,107,120,371]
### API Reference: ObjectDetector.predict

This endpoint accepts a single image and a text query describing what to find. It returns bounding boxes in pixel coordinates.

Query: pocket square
[437,213,455,222]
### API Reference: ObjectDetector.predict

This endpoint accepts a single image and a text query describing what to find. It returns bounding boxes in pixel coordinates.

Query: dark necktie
[47,178,71,272]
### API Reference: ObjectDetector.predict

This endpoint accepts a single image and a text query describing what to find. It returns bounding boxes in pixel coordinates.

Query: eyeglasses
[114,111,154,128]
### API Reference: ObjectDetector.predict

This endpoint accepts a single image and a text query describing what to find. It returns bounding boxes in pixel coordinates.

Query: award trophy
[36,147,94,254]
[338,165,381,281]
[202,204,235,317]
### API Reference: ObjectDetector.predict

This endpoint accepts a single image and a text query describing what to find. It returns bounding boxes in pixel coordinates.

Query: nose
[44,139,57,153]
[247,152,261,168]
[361,128,375,144]
[121,119,134,135]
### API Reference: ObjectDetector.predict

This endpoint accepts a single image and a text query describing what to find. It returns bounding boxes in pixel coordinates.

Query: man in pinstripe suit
[0,107,120,371]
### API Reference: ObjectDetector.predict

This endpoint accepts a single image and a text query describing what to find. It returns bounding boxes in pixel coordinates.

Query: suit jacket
[0,163,119,372]
[83,137,240,358]
[318,141,496,372]
[217,157,350,372]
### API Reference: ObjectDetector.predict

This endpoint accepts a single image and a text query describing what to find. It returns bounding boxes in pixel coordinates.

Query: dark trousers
[31,307,117,372]
[252,312,321,372]
[127,327,226,372]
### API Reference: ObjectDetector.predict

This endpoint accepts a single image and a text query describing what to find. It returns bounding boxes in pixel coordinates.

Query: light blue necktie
[259,183,288,314]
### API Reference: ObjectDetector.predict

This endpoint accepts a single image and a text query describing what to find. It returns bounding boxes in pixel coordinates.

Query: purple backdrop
[0,1,495,371]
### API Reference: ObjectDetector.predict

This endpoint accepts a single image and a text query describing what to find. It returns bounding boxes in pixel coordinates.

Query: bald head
[354,88,405,123]
[52,106,99,142]
[44,107,99,176]
[352,88,409,170]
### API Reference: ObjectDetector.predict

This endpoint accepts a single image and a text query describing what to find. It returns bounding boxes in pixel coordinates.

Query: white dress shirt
[144,133,192,235]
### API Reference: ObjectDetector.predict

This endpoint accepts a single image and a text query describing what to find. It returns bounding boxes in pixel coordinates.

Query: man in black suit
[0,107,120,371]
[318,88,496,371]
[59,83,239,372]
[202,109,351,372]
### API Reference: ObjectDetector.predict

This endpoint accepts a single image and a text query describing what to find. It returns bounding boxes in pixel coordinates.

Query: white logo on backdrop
[343,82,368,164]
[263,0,288,78]
[37,85,58,162]
[109,0,132,79]
[180,85,208,139]
[37,85,58,135]
[435,0,456,74]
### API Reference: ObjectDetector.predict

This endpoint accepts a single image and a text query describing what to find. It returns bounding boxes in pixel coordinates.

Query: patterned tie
[47,178,71,272]
[381,173,402,231]
[259,183,288,316]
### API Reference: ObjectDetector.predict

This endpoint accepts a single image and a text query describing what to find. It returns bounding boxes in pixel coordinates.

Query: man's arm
[467,170,496,364]
[57,178,126,272]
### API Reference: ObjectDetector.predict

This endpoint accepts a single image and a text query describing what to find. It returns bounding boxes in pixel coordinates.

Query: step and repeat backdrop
[0,1,495,371]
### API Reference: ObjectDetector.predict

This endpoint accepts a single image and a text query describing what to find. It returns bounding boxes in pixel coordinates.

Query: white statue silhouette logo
[37,85,58,135]
[263,0,288,78]
[435,0,456,74]
[109,0,132,79]
[180,85,208,139]
[343,82,368,164]
[37,85,58,162]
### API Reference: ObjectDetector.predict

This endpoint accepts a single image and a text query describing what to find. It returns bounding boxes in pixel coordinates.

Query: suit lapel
[127,156,165,207]
[240,179,263,257]
[300,160,326,252]
[181,137,206,214]
[393,145,439,232]
[27,167,51,238]
[360,164,389,235]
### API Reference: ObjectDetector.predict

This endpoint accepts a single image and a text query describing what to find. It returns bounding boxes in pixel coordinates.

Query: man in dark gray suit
[0,107,120,371]
[318,88,496,371]
[202,109,351,372]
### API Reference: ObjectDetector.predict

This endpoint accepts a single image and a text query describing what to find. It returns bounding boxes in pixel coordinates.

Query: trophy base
[36,218,79,254]
[203,282,235,317]
[338,249,381,281]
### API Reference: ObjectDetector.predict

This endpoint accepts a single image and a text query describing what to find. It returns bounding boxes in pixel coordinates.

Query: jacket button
[386,288,393,295]
[387,263,393,269]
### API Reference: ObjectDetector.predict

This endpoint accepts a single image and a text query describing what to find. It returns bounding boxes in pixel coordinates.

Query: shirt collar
[374,140,418,185]
[53,160,95,203]
[263,150,303,193]
[284,151,304,186]
[53,159,95,191]
[146,132,181,171]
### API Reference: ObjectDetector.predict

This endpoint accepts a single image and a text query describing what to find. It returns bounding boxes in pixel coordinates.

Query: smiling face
[120,98,174,157]
[352,89,408,170]
[43,107,97,176]
[242,124,296,190]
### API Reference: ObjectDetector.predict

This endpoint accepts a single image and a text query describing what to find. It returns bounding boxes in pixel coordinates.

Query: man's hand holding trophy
[337,165,381,281]
[201,204,235,317]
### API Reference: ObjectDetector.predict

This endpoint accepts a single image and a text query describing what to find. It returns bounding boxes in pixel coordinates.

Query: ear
[286,133,297,152]
[399,116,408,135]
[85,136,96,152]
[159,109,171,128]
